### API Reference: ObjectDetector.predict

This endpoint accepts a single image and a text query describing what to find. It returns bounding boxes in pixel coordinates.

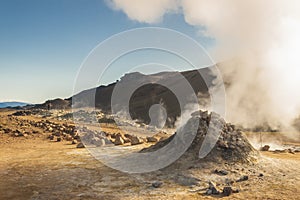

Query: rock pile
[141,110,258,165]
[78,127,168,148]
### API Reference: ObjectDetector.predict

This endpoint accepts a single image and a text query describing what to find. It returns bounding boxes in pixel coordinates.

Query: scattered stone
[225,178,234,185]
[214,169,229,176]
[260,145,270,151]
[222,186,233,196]
[146,136,158,143]
[218,140,229,148]
[114,135,125,145]
[76,142,85,148]
[4,128,11,134]
[14,132,21,137]
[206,181,220,195]
[152,181,163,188]
[72,139,78,144]
[232,188,240,193]
[236,175,249,182]
[288,149,295,154]
[123,138,131,143]
[56,137,62,142]
[49,135,54,140]
[130,136,143,145]
[65,135,73,141]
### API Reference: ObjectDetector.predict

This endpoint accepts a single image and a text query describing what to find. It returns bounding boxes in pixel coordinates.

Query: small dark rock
[260,145,270,151]
[222,186,233,196]
[206,181,220,195]
[237,175,249,182]
[152,181,163,188]
[76,142,85,148]
[72,139,78,144]
[214,169,229,176]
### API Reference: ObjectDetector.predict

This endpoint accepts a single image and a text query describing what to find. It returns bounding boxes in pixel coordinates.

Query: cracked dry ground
[1,111,300,199]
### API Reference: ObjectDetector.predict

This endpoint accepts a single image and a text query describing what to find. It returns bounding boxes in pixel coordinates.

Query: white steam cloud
[106,0,180,23]
[107,0,300,131]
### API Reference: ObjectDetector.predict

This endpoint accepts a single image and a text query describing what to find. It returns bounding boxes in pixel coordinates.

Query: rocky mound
[141,110,259,166]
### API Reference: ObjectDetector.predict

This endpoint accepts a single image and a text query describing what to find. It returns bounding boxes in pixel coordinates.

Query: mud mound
[141,110,258,166]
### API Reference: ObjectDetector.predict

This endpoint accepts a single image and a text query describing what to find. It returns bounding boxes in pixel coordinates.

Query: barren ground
[1,110,300,200]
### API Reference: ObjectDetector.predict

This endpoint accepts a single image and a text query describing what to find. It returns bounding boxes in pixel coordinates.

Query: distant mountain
[35,67,217,126]
[0,102,29,108]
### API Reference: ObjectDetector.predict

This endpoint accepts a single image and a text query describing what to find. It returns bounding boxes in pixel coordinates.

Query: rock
[218,140,229,148]
[222,186,233,196]
[130,136,143,145]
[76,143,85,148]
[152,181,163,188]
[65,135,73,141]
[232,188,240,193]
[260,145,270,151]
[146,136,158,143]
[236,175,249,182]
[49,135,54,140]
[288,149,295,154]
[72,139,78,144]
[225,178,234,185]
[114,135,125,145]
[206,181,220,195]
[14,132,21,137]
[56,137,62,142]
[214,169,229,176]
[91,137,105,146]
[4,128,11,134]
[123,138,131,143]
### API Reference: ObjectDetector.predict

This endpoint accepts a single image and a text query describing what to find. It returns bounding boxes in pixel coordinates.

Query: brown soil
[1,110,300,199]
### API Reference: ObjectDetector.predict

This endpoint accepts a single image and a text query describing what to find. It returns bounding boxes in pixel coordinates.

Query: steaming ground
[107,0,300,134]
[1,109,300,199]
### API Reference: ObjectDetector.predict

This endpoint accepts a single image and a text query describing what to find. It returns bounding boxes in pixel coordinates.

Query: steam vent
[141,110,259,169]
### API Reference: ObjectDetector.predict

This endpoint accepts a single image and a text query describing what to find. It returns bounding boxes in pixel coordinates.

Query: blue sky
[0,0,214,103]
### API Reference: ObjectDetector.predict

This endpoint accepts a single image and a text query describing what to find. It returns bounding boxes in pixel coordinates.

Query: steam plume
[106,0,300,131]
